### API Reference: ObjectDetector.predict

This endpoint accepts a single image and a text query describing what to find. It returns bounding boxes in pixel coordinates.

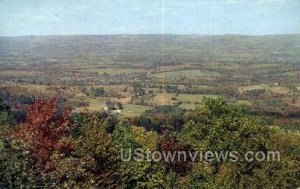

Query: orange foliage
[14,97,73,164]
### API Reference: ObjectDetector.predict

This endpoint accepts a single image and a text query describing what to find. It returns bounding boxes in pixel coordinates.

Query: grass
[269,86,290,94]
[73,96,108,112]
[236,100,251,106]
[238,84,269,93]
[238,84,290,94]
[121,104,152,117]
[151,93,177,105]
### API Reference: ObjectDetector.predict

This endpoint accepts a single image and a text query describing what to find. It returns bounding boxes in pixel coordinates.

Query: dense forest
[0,96,299,188]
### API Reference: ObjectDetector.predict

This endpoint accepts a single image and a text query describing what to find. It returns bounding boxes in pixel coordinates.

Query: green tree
[181,98,298,188]
[0,96,11,125]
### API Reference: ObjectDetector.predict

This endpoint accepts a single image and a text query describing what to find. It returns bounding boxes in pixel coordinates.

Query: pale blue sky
[0,0,299,36]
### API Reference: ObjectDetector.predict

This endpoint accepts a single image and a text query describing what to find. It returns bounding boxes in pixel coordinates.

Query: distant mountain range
[1,34,300,66]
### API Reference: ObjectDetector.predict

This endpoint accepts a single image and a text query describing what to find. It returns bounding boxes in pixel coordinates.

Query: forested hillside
[1,97,299,188]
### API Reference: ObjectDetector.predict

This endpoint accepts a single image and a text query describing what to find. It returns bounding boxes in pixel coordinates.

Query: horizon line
[1,33,300,38]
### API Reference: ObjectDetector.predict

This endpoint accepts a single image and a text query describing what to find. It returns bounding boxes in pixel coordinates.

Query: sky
[0,0,300,36]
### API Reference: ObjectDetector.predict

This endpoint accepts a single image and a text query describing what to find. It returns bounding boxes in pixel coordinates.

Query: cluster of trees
[0,89,35,106]
[128,105,186,132]
[105,100,123,111]
[0,96,27,125]
[0,97,10,125]
[0,97,299,188]
[79,87,106,97]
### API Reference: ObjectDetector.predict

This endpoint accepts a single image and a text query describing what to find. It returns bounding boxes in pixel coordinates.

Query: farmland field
[0,34,300,118]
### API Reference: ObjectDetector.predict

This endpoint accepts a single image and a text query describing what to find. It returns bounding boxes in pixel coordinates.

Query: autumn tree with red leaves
[158,136,193,176]
[14,98,73,167]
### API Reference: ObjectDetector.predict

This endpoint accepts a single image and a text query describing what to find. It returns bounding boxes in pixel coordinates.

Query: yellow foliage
[131,126,160,150]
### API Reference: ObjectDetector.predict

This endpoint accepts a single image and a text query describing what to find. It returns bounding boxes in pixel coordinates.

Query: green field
[121,104,152,117]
